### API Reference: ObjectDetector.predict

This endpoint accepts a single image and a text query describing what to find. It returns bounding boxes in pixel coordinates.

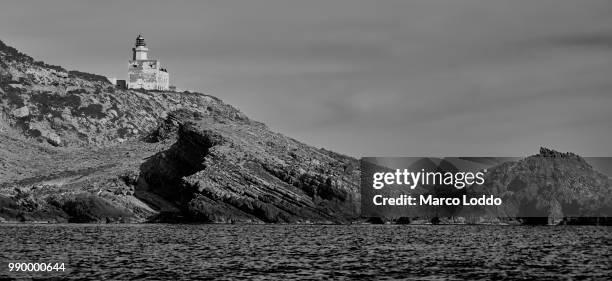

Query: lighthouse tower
[132,35,148,60]
[127,35,170,90]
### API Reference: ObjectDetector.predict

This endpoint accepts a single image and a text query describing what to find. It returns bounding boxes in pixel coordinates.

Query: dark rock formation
[137,113,359,223]
[536,147,584,161]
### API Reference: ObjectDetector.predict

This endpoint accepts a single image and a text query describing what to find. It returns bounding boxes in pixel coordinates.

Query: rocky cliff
[0,39,359,223]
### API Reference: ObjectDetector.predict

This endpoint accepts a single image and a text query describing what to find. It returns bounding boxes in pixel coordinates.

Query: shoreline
[1,220,609,226]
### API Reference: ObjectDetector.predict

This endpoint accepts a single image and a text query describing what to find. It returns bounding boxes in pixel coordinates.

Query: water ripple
[0,224,610,280]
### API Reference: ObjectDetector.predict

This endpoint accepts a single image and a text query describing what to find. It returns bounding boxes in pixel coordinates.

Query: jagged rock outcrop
[138,114,359,223]
[537,147,583,161]
[0,39,359,223]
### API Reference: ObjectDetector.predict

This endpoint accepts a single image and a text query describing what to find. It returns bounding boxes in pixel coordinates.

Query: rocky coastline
[1,39,609,225]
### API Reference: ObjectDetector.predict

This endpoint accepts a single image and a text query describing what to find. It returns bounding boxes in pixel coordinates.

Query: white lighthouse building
[128,35,169,90]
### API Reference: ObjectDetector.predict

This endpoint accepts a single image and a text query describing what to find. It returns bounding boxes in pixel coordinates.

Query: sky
[1,0,611,157]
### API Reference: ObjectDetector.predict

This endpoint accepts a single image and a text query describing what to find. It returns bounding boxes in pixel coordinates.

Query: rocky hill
[465,147,612,224]
[0,39,359,223]
[362,153,611,225]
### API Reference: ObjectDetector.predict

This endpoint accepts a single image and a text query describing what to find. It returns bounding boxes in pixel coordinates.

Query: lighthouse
[132,35,148,60]
[127,35,170,91]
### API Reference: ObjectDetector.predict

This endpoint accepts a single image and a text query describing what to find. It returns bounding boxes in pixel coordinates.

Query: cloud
[1,0,611,156]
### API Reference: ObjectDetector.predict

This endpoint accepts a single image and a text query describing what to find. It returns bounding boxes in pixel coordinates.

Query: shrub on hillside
[68,70,109,84]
